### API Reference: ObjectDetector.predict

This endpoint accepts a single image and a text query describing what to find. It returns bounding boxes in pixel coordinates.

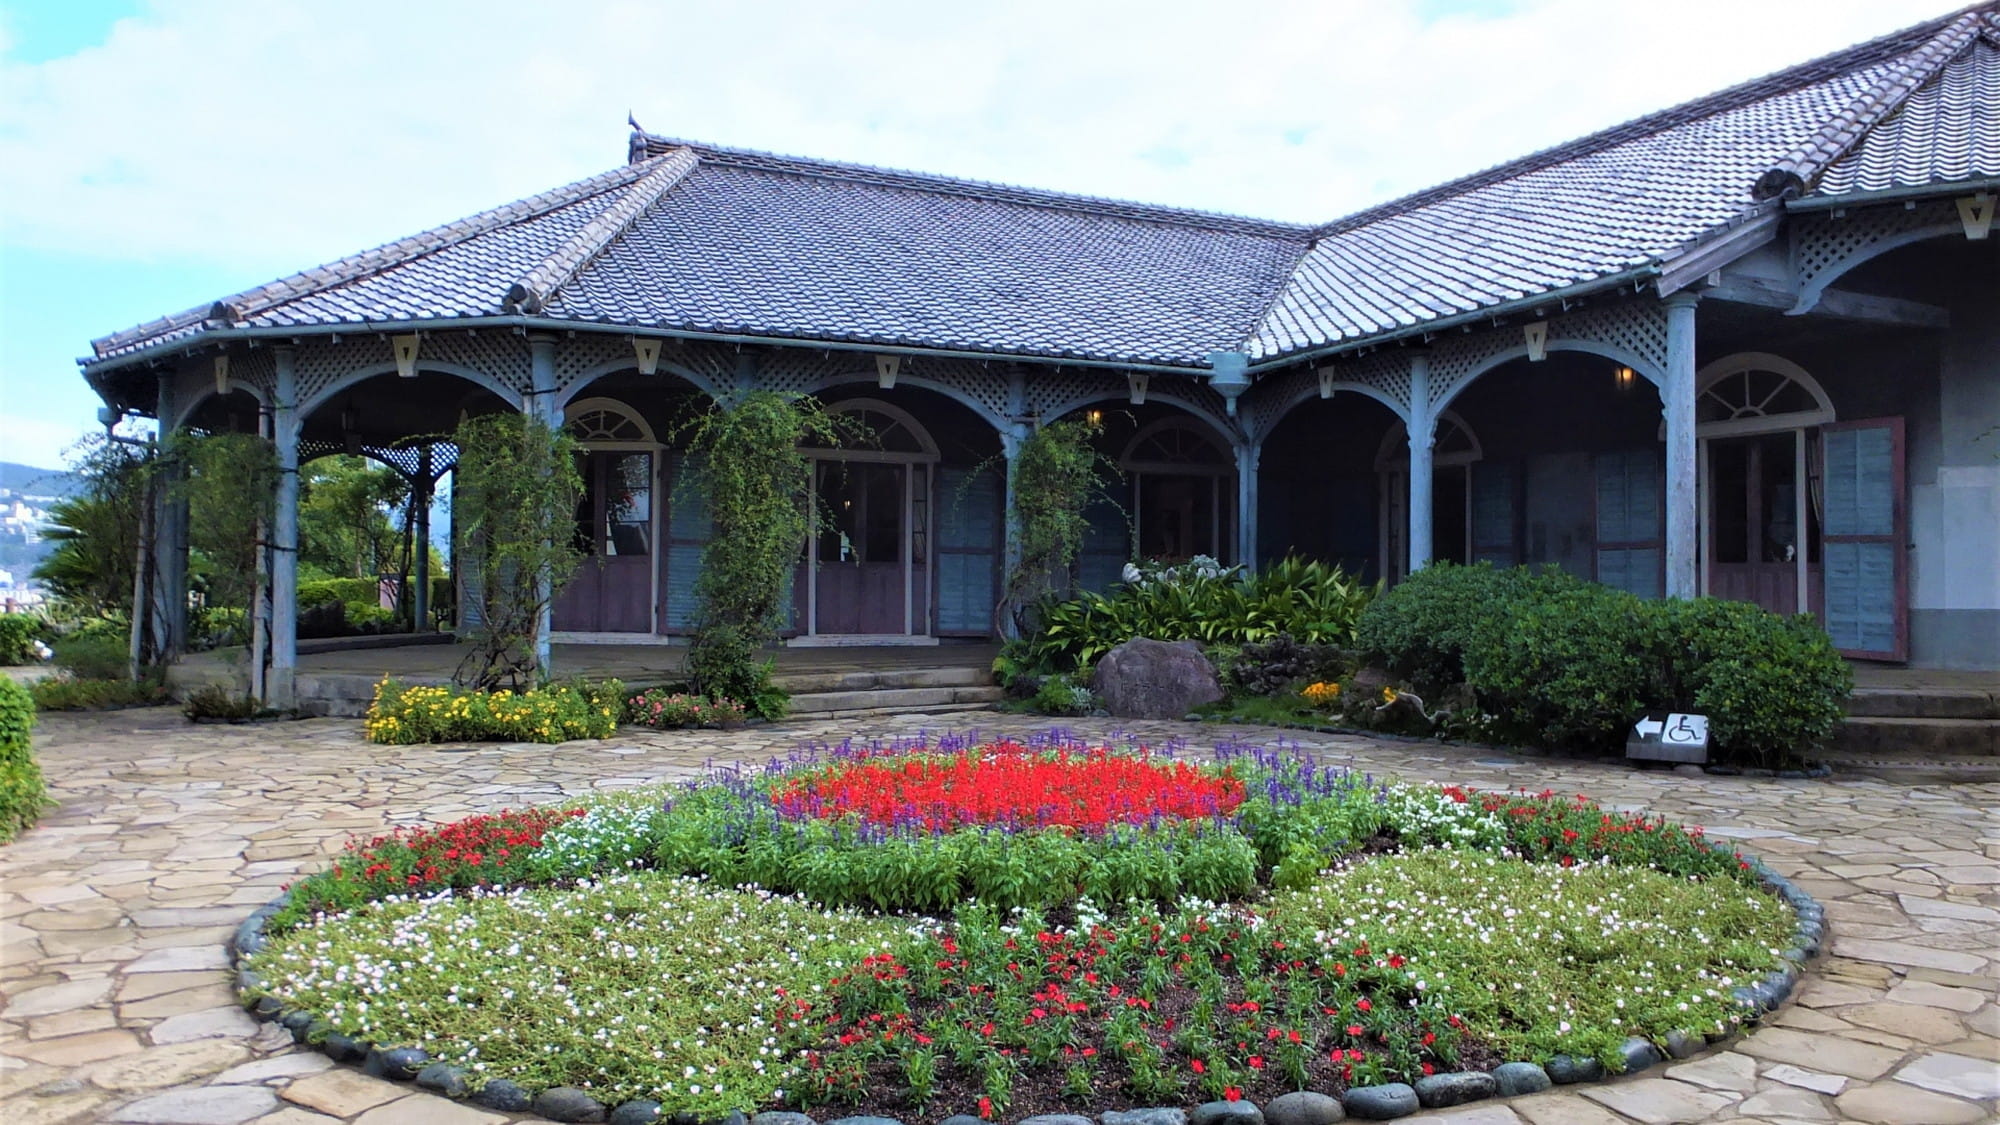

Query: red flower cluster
[333,808,584,891]
[772,743,1245,832]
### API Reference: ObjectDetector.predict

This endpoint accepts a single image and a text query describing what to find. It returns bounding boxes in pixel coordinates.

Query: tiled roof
[1812,13,2000,198]
[86,3,2000,373]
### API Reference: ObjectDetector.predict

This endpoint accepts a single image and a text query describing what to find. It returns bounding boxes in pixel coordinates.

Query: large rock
[1092,638,1222,719]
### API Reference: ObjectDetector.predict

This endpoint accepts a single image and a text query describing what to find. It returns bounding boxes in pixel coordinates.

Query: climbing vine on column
[676,391,851,716]
[450,413,584,691]
[995,415,1119,638]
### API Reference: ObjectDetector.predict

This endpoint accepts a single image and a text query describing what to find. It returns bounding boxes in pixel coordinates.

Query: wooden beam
[1707,276,1949,329]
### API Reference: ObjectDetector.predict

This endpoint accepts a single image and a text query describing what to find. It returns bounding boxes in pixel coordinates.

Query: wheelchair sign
[1626,712,1710,763]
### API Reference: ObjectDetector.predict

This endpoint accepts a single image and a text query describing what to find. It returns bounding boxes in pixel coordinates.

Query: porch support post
[1000,422,1028,577]
[153,371,189,656]
[1406,352,1436,574]
[1234,441,1260,572]
[528,334,558,680]
[270,347,300,710]
[1663,293,1700,600]
[412,445,432,632]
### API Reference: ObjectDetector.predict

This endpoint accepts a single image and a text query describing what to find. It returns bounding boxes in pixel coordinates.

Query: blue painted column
[528,334,559,680]
[412,445,432,632]
[1000,422,1027,576]
[1234,441,1260,573]
[270,348,300,709]
[153,371,189,656]
[1663,294,1700,599]
[1406,352,1436,574]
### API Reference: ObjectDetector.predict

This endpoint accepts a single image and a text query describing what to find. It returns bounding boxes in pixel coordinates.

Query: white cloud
[0,0,1964,276]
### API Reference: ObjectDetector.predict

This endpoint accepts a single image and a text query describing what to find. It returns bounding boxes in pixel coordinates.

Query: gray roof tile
[1813,15,2000,197]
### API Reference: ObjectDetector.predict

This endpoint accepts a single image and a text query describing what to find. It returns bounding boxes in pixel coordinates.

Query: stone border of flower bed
[228,840,1826,1125]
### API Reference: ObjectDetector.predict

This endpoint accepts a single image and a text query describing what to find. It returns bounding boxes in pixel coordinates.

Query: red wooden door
[553,451,655,632]
[809,461,907,635]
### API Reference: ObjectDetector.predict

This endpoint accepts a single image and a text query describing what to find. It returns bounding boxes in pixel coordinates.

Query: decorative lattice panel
[298,439,458,482]
[289,332,531,417]
[1790,199,1961,306]
[1239,349,1418,442]
[1430,298,1668,409]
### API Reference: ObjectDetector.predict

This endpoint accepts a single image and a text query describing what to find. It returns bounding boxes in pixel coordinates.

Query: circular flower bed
[240,733,1821,1125]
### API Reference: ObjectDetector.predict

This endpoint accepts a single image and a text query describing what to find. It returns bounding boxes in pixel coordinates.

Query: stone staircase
[1825,670,2000,774]
[773,663,1005,721]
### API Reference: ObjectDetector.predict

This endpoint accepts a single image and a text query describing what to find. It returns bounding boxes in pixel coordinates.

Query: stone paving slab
[2,705,1997,1125]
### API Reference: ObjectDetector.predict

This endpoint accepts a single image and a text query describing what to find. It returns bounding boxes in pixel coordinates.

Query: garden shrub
[298,578,379,608]
[53,633,130,681]
[1653,598,1850,769]
[363,678,622,745]
[1461,580,1657,751]
[182,684,268,722]
[0,677,50,841]
[1031,671,1096,716]
[0,614,43,665]
[28,676,167,712]
[1226,633,1351,697]
[1355,562,1568,692]
[624,688,747,729]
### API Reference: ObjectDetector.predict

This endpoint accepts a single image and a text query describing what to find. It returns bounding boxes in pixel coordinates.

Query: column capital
[1662,290,1703,310]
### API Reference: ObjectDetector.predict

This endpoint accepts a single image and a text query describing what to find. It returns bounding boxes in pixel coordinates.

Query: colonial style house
[80,4,2000,703]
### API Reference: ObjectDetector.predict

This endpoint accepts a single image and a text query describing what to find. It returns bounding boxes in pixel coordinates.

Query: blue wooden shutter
[935,466,1002,635]
[1820,418,1905,660]
[1594,449,1663,599]
[663,453,713,632]
[1470,462,1516,566]
[1076,488,1130,593]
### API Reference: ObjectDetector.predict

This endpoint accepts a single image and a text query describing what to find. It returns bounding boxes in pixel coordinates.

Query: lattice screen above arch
[1789,198,1963,305]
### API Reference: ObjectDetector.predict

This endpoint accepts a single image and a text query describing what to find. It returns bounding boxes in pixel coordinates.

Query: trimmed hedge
[1357,563,1850,767]
[0,614,41,665]
[0,677,50,841]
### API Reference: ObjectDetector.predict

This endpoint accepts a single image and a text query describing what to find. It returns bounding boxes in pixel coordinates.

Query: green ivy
[675,392,852,716]
[450,414,584,691]
[997,417,1119,638]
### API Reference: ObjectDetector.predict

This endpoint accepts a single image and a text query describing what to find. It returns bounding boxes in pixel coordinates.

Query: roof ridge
[1307,4,1982,240]
[630,132,1315,240]
[1754,11,1988,200]
[89,161,653,358]
[505,148,699,314]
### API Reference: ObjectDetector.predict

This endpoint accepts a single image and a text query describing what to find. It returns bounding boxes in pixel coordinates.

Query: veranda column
[1234,441,1260,573]
[153,371,189,655]
[412,444,432,632]
[1000,422,1027,576]
[528,334,559,680]
[270,348,301,710]
[1406,352,1436,574]
[1663,294,1700,599]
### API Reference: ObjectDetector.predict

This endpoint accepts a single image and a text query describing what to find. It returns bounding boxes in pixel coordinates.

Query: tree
[31,436,152,621]
[177,432,277,645]
[450,414,583,690]
[298,456,409,580]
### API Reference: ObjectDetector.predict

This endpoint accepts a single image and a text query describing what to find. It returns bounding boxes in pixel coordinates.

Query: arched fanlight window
[1695,354,1836,434]
[812,399,940,459]
[564,398,655,444]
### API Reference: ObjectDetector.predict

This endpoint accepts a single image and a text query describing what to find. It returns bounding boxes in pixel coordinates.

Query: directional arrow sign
[1633,717,1664,738]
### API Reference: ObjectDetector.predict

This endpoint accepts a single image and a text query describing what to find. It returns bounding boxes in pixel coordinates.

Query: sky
[0,0,1969,471]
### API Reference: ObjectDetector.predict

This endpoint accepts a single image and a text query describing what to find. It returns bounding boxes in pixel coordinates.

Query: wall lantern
[1613,365,1637,390]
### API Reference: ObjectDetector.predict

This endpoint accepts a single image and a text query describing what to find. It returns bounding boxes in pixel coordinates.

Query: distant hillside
[0,463,77,498]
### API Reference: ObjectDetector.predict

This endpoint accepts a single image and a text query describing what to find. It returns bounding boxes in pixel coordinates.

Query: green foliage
[0,677,50,841]
[1015,555,1376,676]
[176,432,278,638]
[32,436,153,619]
[451,414,585,690]
[997,416,1119,637]
[1030,671,1096,716]
[364,678,622,744]
[53,633,130,681]
[181,684,269,722]
[297,578,378,607]
[1360,563,1851,765]
[0,614,42,665]
[297,456,410,579]
[676,392,847,712]
[27,676,167,712]
[624,688,748,729]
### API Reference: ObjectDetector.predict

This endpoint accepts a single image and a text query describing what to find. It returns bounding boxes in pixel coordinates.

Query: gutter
[1783,177,2000,213]
[1242,263,1662,373]
[78,315,1216,383]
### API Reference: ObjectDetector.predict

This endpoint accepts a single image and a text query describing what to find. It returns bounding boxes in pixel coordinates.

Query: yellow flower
[1381,686,1399,703]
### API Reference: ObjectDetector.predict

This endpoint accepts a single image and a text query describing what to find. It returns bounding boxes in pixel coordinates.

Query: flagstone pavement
[3,707,1996,1125]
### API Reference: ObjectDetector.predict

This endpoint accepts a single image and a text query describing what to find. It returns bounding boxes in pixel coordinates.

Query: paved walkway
[2,707,1996,1125]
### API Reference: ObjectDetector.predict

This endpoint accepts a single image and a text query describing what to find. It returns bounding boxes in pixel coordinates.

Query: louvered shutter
[1594,449,1663,599]
[1820,418,1905,660]
[662,453,712,632]
[1470,462,1517,566]
[935,466,1002,635]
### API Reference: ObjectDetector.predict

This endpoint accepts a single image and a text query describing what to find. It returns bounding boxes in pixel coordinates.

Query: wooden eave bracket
[392,334,420,378]
[875,354,900,389]
[1958,192,1996,240]
[1523,320,1549,362]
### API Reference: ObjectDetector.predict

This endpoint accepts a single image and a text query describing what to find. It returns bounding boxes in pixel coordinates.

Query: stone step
[769,664,994,694]
[785,684,1007,715]
[1827,716,2000,759]
[787,700,1002,723]
[1846,686,2000,720]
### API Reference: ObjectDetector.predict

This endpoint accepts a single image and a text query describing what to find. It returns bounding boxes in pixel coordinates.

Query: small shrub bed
[625,688,748,729]
[0,613,43,665]
[249,735,1803,1123]
[1346,564,1850,767]
[363,678,622,745]
[28,675,170,712]
[0,677,50,841]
